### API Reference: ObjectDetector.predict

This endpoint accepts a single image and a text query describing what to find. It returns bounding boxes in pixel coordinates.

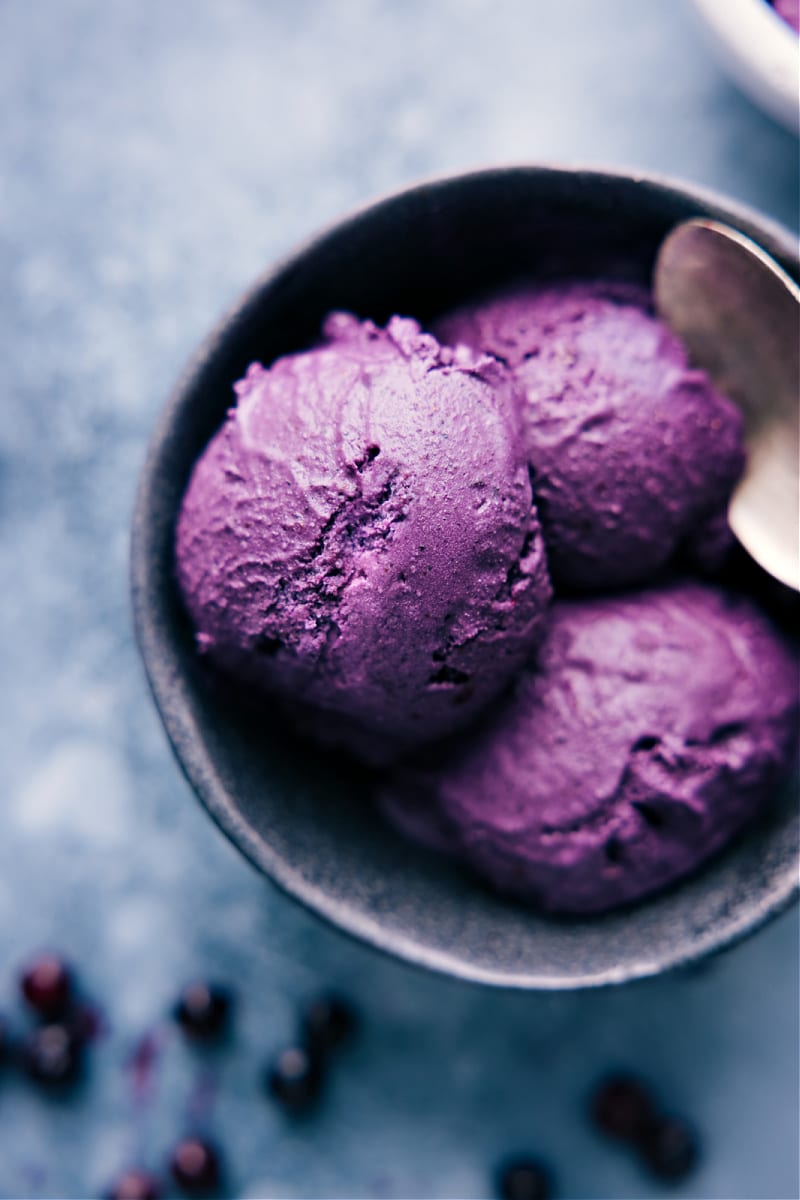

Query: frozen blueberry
[302,994,358,1056]
[497,1158,553,1200]
[640,1116,699,1181]
[590,1075,656,1142]
[0,1014,9,1064]
[20,954,73,1020]
[22,1023,83,1088]
[266,1044,323,1113]
[169,1137,221,1195]
[107,1169,162,1200]
[174,983,232,1041]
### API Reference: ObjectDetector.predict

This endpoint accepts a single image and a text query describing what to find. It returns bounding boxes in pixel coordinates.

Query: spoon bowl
[655,218,800,591]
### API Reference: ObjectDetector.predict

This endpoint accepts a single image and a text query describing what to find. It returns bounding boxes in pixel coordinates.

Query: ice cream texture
[433,281,745,591]
[379,583,799,914]
[175,276,796,914]
[175,313,552,765]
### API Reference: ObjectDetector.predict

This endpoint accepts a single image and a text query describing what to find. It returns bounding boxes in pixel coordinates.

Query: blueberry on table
[301,994,358,1056]
[265,1044,323,1113]
[590,1074,657,1142]
[174,982,232,1041]
[497,1158,553,1200]
[21,1023,83,1088]
[107,1169,162,1200]
[169,1137,221,1196]
[20,953,73,1020]
[640,1116,700,1181]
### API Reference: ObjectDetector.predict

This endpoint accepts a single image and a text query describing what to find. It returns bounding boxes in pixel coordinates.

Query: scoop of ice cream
[175,313,552,765]
[379,583,798,913]
[433,282,745,592]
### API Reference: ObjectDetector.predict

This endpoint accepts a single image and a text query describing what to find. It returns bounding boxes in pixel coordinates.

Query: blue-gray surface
[1,1,798,1197]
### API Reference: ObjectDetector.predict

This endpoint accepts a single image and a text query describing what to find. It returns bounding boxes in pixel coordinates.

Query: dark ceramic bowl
[131,166,799,989]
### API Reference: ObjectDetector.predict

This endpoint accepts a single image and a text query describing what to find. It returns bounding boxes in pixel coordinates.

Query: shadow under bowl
[131,165,799,989]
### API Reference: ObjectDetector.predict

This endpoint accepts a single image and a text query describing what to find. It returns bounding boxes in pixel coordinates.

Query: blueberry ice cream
[176,313,551,765]
[379,583,798,913]
[433,282,745,591]
[175,268,796,915]
[774,0,800,33]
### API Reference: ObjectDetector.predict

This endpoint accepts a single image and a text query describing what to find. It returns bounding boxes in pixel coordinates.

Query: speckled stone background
[0,1,798,1198]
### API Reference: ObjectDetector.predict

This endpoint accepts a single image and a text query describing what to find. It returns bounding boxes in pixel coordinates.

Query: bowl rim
[690,0,800,134]
[131,163,800,990]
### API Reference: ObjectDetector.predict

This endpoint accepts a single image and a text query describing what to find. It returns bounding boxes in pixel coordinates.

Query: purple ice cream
[175,313,552,765]
[774,0,800,33]
[379,583,799,913]
[433,282,745,592]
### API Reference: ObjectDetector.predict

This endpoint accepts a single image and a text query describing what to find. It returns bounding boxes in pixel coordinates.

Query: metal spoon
[654,218,799,591]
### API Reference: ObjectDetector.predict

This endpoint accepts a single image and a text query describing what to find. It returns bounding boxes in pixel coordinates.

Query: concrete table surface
[0,1,797,1197]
